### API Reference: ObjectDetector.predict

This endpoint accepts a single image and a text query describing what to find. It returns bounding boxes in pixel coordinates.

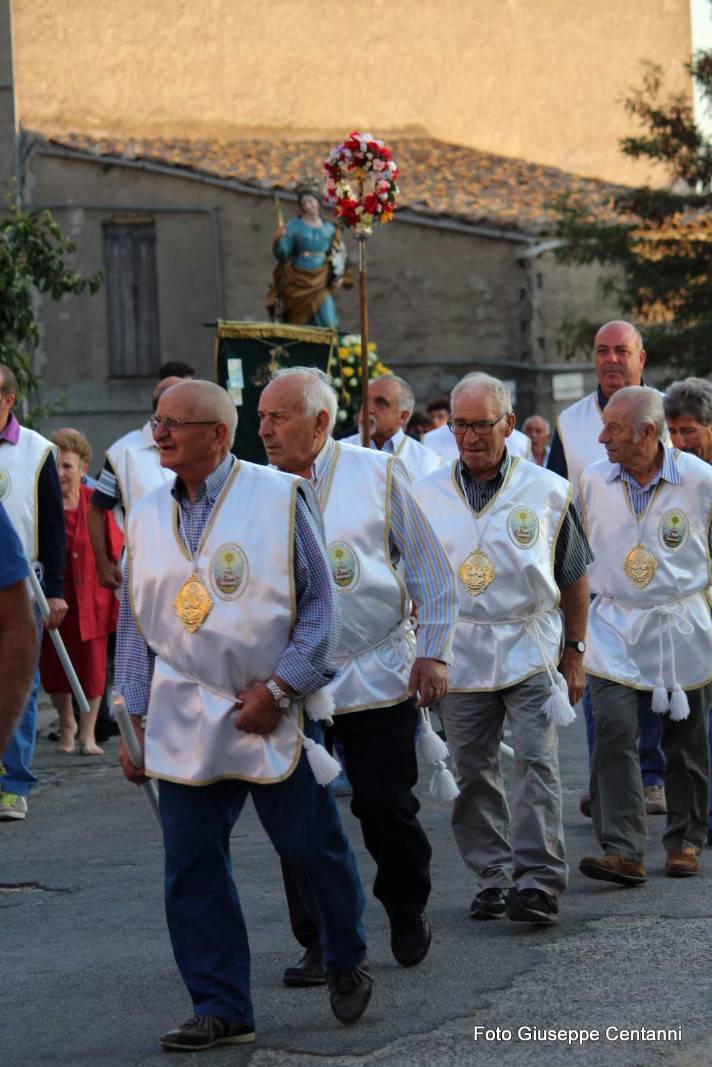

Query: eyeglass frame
[447,413,508,437]
[149,415,219,432]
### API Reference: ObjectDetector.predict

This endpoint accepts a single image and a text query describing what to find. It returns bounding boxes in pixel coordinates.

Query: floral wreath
[324,132,399,238]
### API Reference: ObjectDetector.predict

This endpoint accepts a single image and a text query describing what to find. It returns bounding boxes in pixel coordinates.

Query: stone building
[1,1,694,458]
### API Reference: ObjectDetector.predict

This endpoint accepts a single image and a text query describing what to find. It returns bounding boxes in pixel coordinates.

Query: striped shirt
[606,444,681,515]
[313,437,458,662]
[456,449,593,589]
[115,453,340,716]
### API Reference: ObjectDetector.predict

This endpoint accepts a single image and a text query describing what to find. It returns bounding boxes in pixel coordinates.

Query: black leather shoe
[506,888,559,925]
[282,947,327,987]
[159,1015,255,1050]
[390,912,432,967]
[470,888,507,920]
[328,960,373,1025]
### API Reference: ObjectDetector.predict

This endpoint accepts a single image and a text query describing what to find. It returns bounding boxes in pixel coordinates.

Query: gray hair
[160,379,238,447]
[271,366,338,434]
[450,372,512,416]
[608,385,665,441]
[374,374,415,417]
[522,414,551,434]
[663,377,712,427]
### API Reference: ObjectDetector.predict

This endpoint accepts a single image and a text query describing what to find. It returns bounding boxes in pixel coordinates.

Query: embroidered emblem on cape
[174,574,213,633]
[209,542,248,600]
[0,468,10,501]
[507,505,540,549]
[623,544,658,589]
[328,540,359,591]
[658,509,689,552]
[458,549,495,597]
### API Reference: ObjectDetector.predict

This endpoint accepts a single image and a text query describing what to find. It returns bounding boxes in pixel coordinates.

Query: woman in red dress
[40,429,122,754]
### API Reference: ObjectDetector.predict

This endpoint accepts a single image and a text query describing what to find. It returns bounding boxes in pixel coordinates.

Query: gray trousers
[588,676,711,863]
[439,671,568,896]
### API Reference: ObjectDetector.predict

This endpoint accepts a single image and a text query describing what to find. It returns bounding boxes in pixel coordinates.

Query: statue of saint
[267,184,349,327]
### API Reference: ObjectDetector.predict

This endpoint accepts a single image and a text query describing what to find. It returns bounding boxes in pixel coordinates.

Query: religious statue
[266,183,350,327]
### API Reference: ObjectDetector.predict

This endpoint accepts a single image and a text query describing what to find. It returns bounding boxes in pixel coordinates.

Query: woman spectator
[40,429,122,754]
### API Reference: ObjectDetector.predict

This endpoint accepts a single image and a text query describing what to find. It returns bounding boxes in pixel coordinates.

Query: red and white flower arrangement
[324,132,399,238]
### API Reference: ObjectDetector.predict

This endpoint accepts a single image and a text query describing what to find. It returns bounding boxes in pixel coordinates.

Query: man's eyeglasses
[447,413,507,436]
[149,416,218,432]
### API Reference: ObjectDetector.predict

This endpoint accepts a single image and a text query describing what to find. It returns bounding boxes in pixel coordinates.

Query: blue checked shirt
[606,444,681,515]
[115,453,340,716]
[313,437,458,661]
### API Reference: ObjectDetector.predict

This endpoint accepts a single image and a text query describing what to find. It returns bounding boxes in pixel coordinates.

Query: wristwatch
[564,640,586,654]
[265,678,292,711]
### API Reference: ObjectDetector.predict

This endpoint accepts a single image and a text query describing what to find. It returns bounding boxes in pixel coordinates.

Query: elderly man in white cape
[578,386,712,887]
[414,373,592,926]
[343,373,442,482]
[115,380,373,1052]
[258,367,457,983]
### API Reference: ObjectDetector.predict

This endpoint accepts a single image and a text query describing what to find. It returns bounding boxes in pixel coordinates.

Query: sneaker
[643,784,667,815]
[328,960,373,1025]
[283,946,327,987]
[390,912,432,967]
[159,1015,255,1050]
[470,888,507,920]
[0,793,27,821]
[506,888,559,925]
[579,853,646,886]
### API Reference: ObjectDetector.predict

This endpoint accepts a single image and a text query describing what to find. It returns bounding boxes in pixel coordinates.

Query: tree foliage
[0,200,102,421]
[554,48,712,376]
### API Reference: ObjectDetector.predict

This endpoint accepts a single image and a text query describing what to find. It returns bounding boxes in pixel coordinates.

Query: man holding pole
[116,379,373,1050]
[0,364,67,822]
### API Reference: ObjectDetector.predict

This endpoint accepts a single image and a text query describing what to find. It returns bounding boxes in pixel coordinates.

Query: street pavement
[3,706,712,1067]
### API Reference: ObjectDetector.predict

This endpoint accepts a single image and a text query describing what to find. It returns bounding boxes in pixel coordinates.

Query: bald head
[158,379,237,446]
[593,320,646,400]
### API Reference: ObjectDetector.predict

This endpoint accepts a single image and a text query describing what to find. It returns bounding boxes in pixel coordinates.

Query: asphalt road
[3,707,712,1067]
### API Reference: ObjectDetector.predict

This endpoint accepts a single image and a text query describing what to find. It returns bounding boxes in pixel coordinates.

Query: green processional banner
[214,320,337,465]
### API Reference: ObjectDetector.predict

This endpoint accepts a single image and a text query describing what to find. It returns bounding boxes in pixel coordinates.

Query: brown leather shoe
[579,853,647,886]
[665,847,700,878]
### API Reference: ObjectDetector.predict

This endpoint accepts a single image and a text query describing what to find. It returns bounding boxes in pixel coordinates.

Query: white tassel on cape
[669,685,690,721]
[430,760,460,803]
[297,730,342,785]
[652,679,669,714]
[542,672,576,727]
[416,709,449,763]
[417,708,460,804]
[304,688,335,723]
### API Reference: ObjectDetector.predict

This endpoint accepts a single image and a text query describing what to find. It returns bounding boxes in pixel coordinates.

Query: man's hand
[118,718,148,785]
[408,658,448,708]
[98,561,122,590]
[233,683,282,736]
[559,649,585,706]
[44,598,68,630]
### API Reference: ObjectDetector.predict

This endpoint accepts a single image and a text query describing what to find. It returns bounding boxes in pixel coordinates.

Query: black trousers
[282,697,432,949]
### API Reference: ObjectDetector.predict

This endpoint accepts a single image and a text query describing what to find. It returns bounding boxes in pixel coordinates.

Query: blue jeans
[1,606,42,796]
[159,721,366,1028]
[583,684,663,787]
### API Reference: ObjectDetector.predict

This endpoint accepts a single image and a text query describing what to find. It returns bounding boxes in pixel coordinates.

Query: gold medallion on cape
[174,574,213,633]
[623,544,657,589]
[458,549,495,597]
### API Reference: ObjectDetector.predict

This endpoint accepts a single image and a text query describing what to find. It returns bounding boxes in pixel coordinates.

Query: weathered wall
[0,0,15,193]
[29,149,618,461]
[12,0,691,186]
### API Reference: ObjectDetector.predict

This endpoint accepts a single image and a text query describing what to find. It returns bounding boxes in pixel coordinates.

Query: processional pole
[324,132,399,447]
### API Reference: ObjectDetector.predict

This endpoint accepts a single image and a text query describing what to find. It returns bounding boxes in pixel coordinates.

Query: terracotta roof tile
[44,131,626,234]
